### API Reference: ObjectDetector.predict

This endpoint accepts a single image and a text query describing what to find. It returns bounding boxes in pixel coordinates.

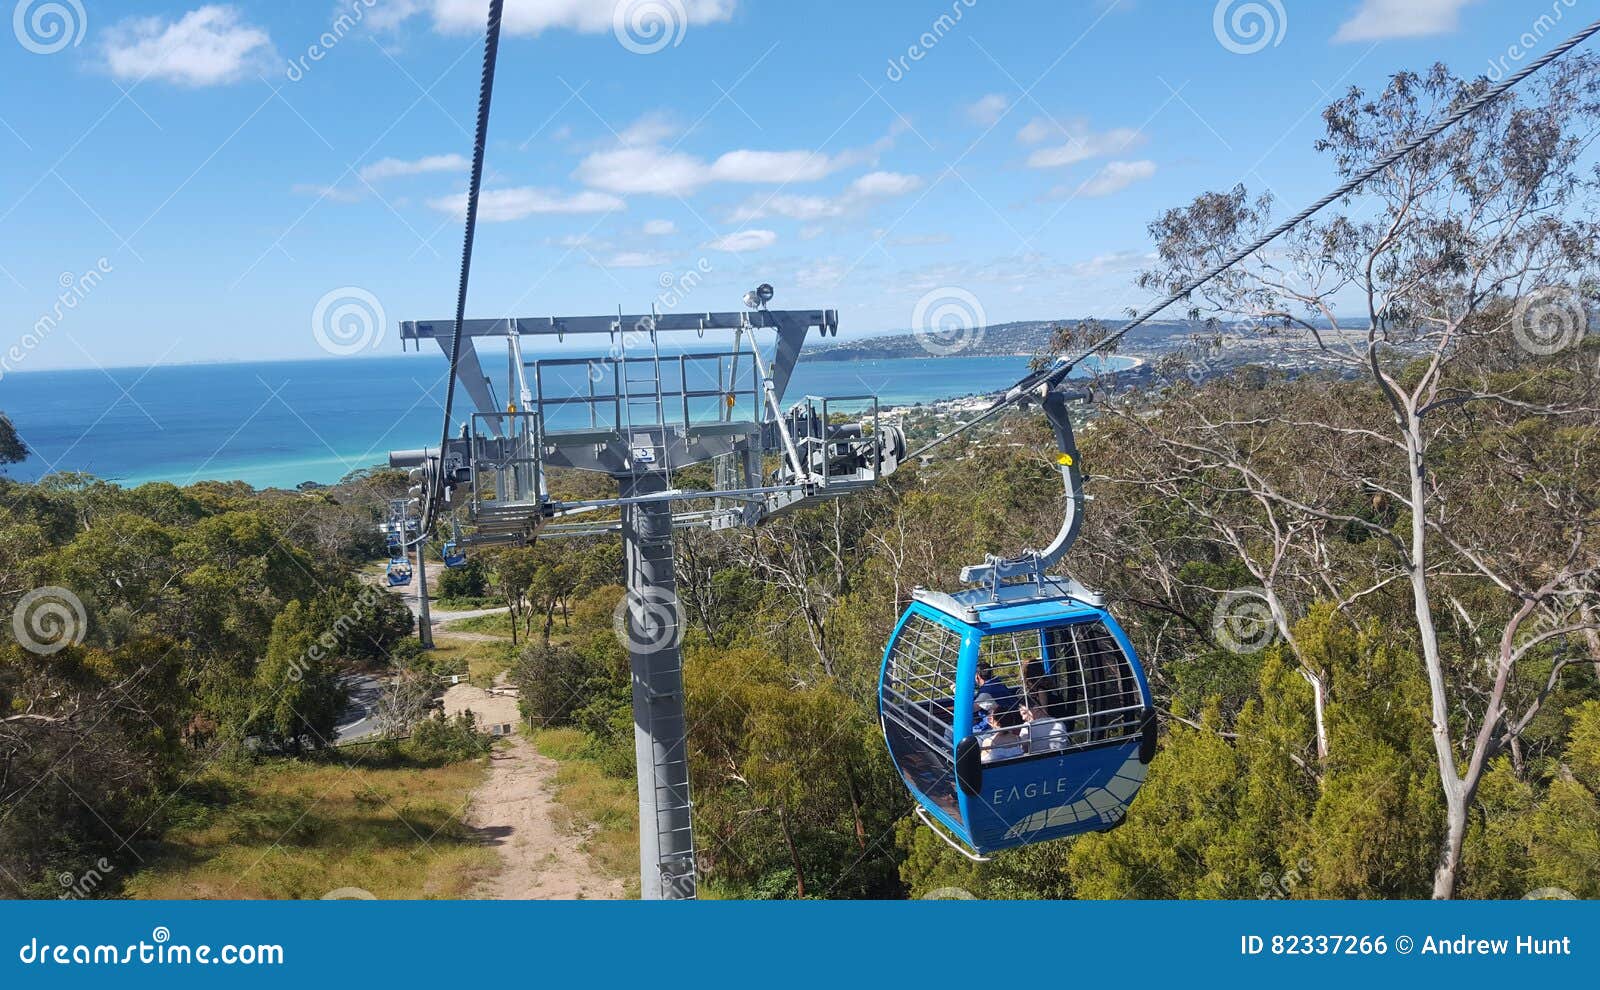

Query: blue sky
[0,0,1579,370]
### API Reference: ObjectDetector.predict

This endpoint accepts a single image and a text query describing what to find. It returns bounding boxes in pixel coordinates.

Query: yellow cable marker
[1057,453,1074,466]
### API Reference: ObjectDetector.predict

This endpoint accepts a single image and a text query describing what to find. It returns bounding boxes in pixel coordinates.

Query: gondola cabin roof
[909,577,1109,632]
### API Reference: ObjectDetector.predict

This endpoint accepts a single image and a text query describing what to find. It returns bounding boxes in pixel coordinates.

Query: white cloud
[358,154,469,183]
[964,93,1011,126]
[728,171,922,222]
[710,150,840,184]
[705,229,777,253]
[617,113,679,147]
[731,194,841,223]
[422,0,737,36]
[577,144,851,195]
[885,232,951,247]
[574,116,904,197]
[796,258,848,290]
[363,0,429,32]
[292,183,363,203]
[1334,0,1476,42]
[429,187,626,222]
[1023,119,1147,168]
[575,146,703,195]
[600,251,671,268]
[103,6,275,87]
[848,171,921,198]
[1017,118,1061,145]
[642,219,677,236]
[1069,250,1156,278]
[1070,160,1157,198]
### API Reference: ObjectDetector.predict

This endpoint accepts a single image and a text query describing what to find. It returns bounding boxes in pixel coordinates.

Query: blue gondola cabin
[879,583,1156,856]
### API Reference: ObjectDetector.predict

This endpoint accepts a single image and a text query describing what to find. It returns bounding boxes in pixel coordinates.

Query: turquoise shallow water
[0,352,1124,489]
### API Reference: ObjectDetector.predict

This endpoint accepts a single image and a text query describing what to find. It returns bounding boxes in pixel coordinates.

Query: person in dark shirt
[976,662,1016,710]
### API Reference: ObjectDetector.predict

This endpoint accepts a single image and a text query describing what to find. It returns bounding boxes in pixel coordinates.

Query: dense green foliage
[498,339,1599,900]
[7,59,1600,902]
[0,413,25,466]
[0,471,415,896]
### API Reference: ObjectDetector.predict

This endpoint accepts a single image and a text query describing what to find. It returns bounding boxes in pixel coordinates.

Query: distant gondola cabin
[878,585,1155,855]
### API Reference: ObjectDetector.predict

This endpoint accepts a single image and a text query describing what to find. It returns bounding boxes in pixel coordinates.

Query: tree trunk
[778,804,806,898]
[1434,785,1467,900]
[1402,419,1465,900]
[844,763,868,850]
[1581,604,1600,682]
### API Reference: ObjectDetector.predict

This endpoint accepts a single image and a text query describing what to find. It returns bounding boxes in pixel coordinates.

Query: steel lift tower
[389,287,907,899]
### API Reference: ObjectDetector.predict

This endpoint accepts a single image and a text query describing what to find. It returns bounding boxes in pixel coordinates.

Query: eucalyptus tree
[1128,61,1600,897]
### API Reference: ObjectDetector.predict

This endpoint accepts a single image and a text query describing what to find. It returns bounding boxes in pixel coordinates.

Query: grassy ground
[434,596,501,610]
[440,612,579,647]
[530,728,639,893]
[429,635,515,688]
[123,751,496,900]
[441,612,517,637]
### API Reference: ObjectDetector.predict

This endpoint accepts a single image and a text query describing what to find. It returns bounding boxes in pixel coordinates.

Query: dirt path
[448,681,624,900]
[467,735,627,900]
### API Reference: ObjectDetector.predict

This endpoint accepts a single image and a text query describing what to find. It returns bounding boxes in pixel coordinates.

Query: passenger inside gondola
[1020,703,1068,754]
[977,694,1024,762]
[973,662,1016,725]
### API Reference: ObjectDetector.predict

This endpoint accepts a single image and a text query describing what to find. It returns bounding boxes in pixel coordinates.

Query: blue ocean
[0,353,1093,490]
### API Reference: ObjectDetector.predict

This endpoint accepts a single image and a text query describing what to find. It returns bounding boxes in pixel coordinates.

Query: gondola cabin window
[974,621,1143,764]
[880,612,964,823]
